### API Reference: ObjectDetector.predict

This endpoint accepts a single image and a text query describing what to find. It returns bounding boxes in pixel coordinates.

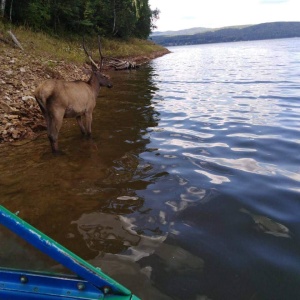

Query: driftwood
[7,30,23,50]
[107,58,139,70]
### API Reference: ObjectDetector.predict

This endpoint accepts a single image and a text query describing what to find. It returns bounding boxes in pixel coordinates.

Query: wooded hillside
[152,22,300,46]
[0,0,159,39]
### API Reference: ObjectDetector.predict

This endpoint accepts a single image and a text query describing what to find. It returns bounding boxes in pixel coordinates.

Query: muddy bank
[0,43,170,145]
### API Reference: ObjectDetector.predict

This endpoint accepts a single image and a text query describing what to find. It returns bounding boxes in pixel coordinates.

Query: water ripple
[145,39,300,298]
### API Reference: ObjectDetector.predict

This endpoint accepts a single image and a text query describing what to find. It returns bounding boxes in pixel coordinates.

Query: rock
[0,100,14,113]
[22,90,32,96]
[4,122,12,129]
[12,130,20,139]
[20,67,26,73]
[9,110,21,116]
[22,96,35,101]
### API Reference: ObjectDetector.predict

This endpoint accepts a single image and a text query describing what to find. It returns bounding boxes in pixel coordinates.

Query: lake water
[1,38,300,299]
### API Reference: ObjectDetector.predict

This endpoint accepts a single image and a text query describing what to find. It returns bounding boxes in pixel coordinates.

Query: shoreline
[0,43,170,146]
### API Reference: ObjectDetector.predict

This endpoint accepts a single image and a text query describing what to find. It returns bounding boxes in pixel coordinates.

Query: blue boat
[0,205,140,300]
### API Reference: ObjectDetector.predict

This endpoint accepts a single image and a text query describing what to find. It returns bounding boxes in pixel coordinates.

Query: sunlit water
[1,38,300,299]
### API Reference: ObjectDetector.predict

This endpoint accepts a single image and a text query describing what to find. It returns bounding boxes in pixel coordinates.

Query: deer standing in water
[34,36,112,153]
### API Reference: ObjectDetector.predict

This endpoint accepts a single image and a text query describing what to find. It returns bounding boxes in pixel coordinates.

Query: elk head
[83,36,113,89]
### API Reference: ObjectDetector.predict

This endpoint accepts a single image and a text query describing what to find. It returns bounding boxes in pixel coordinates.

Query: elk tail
[35,96,47,115]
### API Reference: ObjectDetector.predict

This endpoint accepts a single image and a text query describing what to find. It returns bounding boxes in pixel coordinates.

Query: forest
[152,22,300,46]
[0,0,159,39]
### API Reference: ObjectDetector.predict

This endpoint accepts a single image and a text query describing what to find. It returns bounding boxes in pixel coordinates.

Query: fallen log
[107,58,139,70]
[7,30,23,50]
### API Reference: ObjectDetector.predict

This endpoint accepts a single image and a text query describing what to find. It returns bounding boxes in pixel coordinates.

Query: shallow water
[1,38,300,300]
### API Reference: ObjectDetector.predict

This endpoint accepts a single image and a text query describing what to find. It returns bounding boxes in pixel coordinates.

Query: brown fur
[34,69,112,153]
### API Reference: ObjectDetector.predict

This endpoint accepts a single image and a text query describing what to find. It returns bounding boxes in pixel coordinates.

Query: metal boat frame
[0,205,140,300]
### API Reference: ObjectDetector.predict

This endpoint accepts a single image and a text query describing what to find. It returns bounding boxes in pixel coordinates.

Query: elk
[34,36,112,153]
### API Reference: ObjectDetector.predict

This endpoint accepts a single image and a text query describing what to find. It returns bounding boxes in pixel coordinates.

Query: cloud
[149,0,298,31]
[260,0,289,4]
[182,16,198,20]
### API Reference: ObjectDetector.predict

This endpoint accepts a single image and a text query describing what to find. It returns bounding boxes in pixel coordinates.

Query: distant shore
[151,22,300,46]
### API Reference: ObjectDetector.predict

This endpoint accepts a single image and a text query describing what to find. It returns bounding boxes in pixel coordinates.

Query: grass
[0,21,166,64]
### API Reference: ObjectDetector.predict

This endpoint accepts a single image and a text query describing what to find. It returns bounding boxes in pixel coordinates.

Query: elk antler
[82,36,99,70]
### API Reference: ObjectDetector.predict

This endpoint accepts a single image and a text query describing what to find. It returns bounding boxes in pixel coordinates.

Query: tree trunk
[112,0,117,35]
[1,0,6,18]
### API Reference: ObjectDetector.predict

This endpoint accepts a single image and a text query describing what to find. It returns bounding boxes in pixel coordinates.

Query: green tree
[2,0,160,39]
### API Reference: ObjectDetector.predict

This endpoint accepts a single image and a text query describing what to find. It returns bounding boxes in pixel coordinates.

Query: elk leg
[85,112,93,138]
[48,113,63,153]
[76,116,86,135]
[45,118,59,152]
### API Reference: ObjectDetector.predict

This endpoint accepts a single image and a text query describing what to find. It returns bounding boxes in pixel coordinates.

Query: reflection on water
[240,208,290,238]
[1,38,300,299]
[73,212,167,261]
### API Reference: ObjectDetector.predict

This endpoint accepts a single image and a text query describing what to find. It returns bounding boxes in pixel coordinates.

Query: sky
[149,0,300,32]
